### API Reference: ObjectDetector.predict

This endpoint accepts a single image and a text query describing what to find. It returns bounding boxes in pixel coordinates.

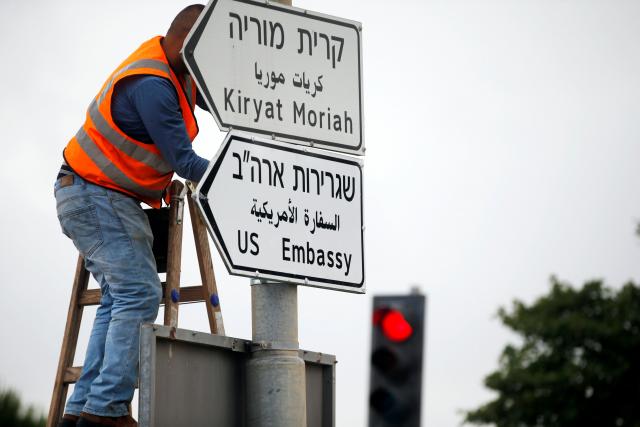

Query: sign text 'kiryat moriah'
[195,132,365,292]
[183,0,364,155]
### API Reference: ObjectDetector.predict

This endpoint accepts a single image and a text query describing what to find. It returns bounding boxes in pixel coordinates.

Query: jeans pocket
[58,205,104,256]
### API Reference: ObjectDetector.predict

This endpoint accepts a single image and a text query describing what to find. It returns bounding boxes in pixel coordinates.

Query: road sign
[194,131,365,292]
[183,0,364,155]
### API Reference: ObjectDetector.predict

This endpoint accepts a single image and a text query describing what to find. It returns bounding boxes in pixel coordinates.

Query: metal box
[139,325,335,427]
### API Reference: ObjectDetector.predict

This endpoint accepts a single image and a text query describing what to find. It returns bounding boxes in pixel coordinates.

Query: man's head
[162,4,205,75]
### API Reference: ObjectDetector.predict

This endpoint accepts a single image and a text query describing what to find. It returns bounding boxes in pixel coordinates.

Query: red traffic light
[373,308,413,342]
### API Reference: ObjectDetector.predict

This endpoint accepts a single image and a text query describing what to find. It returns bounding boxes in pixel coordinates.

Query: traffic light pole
[247,279,307,426]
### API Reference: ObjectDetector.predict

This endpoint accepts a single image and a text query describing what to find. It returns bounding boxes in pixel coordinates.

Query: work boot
[77,412,137,427]
[57,414,79,427]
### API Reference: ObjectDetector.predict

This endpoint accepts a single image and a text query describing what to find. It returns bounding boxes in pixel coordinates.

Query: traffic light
[368,294,426,427]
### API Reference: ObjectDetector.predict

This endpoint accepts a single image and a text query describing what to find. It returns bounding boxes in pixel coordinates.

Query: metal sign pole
[247,279,307,426]
[246,0,306,424]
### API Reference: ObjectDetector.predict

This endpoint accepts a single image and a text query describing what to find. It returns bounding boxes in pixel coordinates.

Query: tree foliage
[0,387,45,427]
[465,278,640,427]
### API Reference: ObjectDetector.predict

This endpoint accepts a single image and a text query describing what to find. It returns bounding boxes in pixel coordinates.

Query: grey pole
[246,0,302,423]
[246,280,307,426]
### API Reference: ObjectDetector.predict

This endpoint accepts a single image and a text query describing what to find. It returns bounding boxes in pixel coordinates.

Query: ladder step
[78,285,209,306]
[64,366,139,389]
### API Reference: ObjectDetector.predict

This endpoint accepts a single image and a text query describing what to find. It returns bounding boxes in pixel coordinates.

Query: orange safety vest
[64,36,198,208]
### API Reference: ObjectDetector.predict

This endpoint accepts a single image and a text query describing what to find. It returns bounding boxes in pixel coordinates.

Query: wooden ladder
[47,181,224,427]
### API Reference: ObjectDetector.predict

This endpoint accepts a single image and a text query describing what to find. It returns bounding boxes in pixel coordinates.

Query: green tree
[0,387,45,427]
[465,278,640,427]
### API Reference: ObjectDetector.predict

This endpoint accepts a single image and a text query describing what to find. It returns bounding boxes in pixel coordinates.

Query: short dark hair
[167,4,205,37]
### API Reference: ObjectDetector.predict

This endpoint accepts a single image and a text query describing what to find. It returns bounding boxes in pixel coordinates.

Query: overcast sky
[1,0,640,425]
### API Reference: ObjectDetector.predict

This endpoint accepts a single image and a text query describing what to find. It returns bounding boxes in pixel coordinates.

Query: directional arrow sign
[183,0,364,155]
[194,131,365,293]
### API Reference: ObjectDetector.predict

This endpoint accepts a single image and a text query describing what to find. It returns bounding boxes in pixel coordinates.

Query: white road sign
[194,131,365,293]
[183,0,364,155]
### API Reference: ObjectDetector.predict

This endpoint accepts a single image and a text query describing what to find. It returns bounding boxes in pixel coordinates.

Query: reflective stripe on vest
[87,100,172,174]
[74,127,163,201]
[97,59,171,105]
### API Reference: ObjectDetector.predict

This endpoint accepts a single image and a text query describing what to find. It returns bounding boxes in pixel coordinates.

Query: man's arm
[128,77,209,182]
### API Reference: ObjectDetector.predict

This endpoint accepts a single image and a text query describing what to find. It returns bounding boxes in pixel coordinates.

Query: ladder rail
[189,194,225,335]
[47,256,91,427]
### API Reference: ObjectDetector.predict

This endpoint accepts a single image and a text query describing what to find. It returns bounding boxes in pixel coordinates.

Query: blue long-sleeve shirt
[111,75,209,182]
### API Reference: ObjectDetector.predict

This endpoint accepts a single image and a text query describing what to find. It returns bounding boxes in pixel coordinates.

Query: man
[54,5,207,427]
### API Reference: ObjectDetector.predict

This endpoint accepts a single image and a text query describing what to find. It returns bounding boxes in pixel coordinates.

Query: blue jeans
[54,173,162,417]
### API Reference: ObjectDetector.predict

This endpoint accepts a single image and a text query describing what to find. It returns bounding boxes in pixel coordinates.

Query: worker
[54,5,207,427]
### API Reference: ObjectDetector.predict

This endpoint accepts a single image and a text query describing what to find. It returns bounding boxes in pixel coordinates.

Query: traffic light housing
[369,294,426,426]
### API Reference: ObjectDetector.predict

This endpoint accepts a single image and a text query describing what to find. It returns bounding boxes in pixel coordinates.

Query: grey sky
[1,0,639,425]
